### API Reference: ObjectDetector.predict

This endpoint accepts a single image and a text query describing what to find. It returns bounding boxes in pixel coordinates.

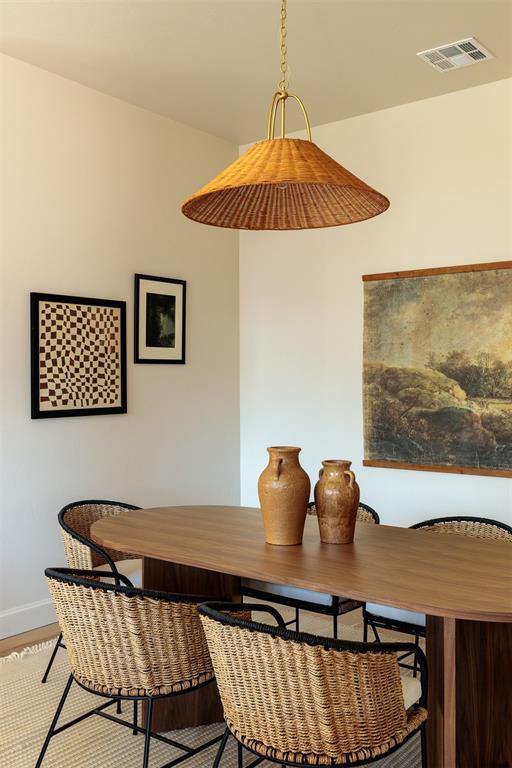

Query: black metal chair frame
[201,602,428,768]
[41,499,140,685]
[241,502,380,639]
[37,568,223,768]
[363,515,512,674]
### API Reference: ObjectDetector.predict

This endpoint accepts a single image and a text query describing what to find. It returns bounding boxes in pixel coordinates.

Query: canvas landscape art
[363,262,512,477]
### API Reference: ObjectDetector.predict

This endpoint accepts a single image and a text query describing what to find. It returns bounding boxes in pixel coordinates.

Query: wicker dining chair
[363,515,512,674]
[241,501,379,638]
[199,602,428,768]
[41,499,141,685]
[37,567,222,768]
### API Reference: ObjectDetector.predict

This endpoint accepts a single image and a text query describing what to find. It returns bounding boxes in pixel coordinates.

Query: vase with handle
[314,460,360,544]
[258,446,311,545]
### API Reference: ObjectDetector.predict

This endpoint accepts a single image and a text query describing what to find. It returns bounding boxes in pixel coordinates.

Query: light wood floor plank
[0,622,60,657]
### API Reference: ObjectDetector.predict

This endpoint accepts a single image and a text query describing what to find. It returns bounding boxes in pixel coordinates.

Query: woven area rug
[0,610,421,768]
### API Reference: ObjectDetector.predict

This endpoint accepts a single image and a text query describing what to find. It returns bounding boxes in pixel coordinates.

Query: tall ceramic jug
[258,446,310,545]
[314,460,360,544]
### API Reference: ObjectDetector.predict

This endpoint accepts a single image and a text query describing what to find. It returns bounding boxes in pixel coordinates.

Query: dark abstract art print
[145,293,176,348]
[134,274,186,364]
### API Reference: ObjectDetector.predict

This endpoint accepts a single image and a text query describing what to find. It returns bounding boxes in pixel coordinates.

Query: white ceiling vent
[417,38,494,72]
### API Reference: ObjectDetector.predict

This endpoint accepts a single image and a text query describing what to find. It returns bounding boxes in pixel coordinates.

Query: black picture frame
[30,292,127,419]
[134,274,186,364]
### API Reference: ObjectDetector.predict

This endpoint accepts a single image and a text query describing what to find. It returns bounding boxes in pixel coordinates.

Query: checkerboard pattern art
[39,301,122,411]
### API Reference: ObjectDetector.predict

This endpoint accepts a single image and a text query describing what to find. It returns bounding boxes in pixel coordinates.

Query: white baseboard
[0,598,56,639]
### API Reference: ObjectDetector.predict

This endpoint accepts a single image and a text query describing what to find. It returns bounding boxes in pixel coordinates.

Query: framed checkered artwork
[134,274,186,364]
[30,293,127,418]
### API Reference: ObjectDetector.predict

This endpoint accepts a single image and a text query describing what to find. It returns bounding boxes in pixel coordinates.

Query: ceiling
[1,1,511,144]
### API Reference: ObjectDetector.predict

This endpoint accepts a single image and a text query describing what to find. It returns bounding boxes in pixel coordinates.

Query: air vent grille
[417,38,494,72]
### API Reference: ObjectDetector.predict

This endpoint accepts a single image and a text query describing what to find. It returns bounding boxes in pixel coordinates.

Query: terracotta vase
[258,446,311,545]
[314,460,360,544]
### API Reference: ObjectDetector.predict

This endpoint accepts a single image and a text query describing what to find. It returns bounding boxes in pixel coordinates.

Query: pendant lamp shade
[182,138,389,230]
[181,0,390,231]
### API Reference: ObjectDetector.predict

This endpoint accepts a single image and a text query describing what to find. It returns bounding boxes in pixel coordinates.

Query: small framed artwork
[30,293,127,419]
[134,274,186,364]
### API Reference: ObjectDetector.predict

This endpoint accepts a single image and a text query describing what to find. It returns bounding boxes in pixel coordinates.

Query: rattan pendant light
[182,0,389,230]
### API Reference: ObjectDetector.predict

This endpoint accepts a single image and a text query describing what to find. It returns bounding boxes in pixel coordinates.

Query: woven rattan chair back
[411,515,512,542]
[308,501,380,525]
[199,603,426,766]
[45,568,214,698]
[356,502,380,525]
[59,500,140,569]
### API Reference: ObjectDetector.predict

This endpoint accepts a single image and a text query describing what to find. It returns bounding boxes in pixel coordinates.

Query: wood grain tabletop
[91,505,512,623]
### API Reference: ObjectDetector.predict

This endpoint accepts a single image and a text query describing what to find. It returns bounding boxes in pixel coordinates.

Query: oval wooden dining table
[91,505,512,768]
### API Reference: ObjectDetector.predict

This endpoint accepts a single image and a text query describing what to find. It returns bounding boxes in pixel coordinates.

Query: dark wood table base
[143,557,241,732]
[427,617,512,768]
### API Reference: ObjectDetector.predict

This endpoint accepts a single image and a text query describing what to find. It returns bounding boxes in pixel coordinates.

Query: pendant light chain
[278,0,289,91]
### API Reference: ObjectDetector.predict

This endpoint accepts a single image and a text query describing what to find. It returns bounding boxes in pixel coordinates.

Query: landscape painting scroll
[362,262,512,477]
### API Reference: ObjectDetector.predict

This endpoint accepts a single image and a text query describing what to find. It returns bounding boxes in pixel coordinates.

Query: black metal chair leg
[333,614,338,640]
[363,616,368,643]
[420,723,427,768]
[133,700,138,736]
[237,742,244,768]
[116,699,122,714]
[295,607,300,632]
[370,620,381,643]
[212,727,230,768]
[142,698,153,768]
[413,633,420,678]
[35,674,74,768]
[41,632,63,684]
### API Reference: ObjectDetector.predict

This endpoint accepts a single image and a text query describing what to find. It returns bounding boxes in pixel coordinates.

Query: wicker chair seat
[400,675,422,709]
[364,603,425,628]
[74,668,215,699]
[243,579,363,616]
[228,705,427,766]
[242,580,334,606]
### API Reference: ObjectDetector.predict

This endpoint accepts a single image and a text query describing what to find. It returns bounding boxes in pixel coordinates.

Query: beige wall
[0,54,240,636]
[240,79,512,524]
